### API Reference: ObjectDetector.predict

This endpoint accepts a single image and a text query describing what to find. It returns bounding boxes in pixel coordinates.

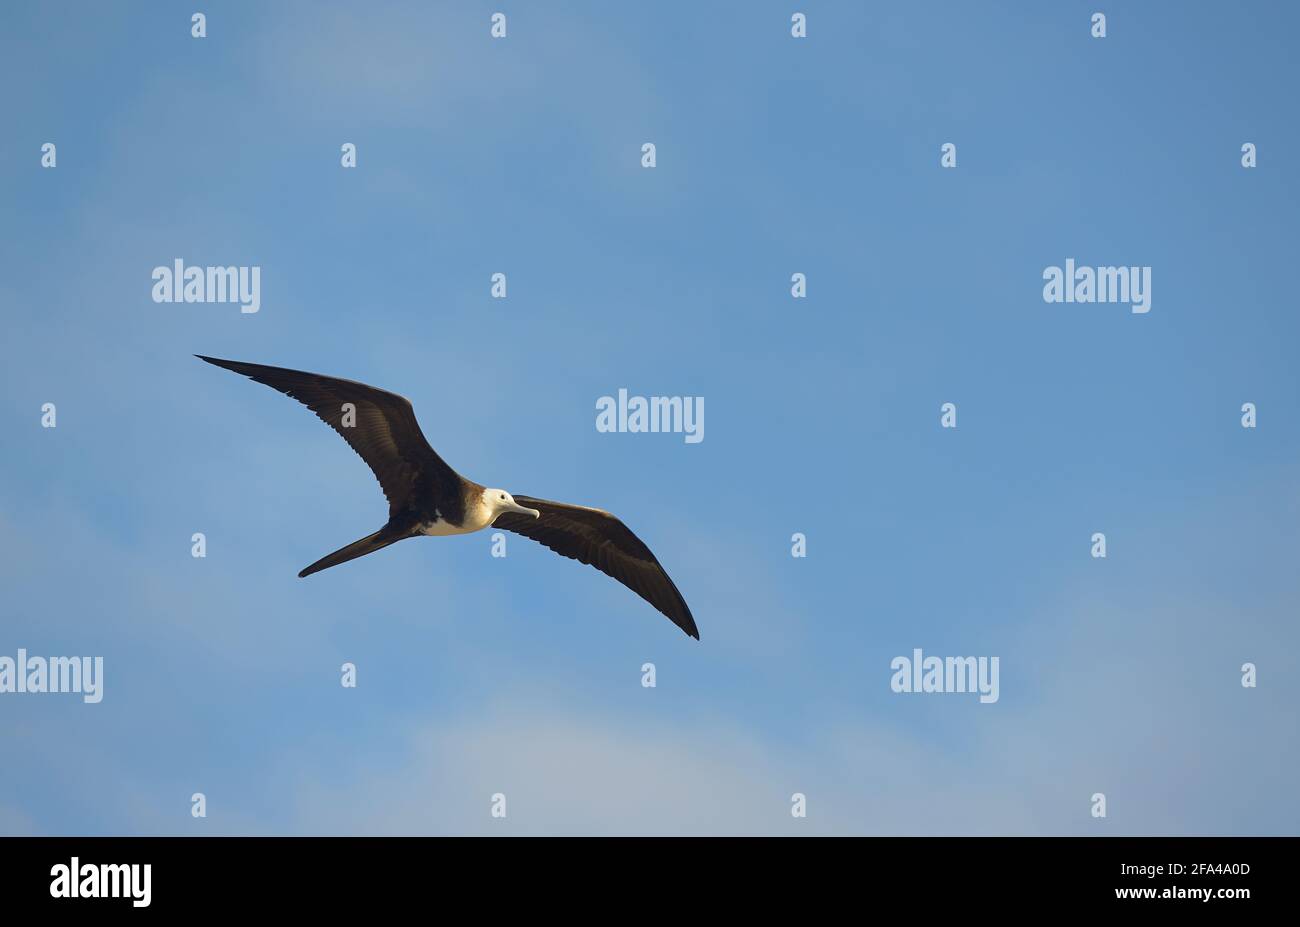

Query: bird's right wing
[493,496,699,639]
[197,355,460,515]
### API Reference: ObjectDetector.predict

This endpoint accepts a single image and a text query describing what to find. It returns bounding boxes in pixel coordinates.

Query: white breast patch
[418,517,478,537]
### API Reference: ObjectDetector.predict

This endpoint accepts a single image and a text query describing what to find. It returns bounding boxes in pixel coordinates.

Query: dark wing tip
[676,606,700,640]
[503,497,702,641]
[195,354,236,369]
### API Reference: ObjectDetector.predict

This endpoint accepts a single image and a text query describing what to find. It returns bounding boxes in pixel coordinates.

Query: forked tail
[298,526,408,577]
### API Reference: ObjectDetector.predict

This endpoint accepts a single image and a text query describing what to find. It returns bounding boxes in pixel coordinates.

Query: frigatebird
[196,356,699,639]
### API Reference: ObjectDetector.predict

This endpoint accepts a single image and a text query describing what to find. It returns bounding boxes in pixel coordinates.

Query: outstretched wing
[493,496,699,639]
[196,355,460,515]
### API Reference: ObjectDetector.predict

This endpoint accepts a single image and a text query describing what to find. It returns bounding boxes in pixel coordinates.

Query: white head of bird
[484,488,541,521]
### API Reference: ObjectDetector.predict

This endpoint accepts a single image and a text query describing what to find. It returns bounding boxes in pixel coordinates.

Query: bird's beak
[511,502,541,519]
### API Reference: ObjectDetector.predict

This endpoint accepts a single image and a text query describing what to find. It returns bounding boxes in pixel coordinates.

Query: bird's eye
[499,494,505,500]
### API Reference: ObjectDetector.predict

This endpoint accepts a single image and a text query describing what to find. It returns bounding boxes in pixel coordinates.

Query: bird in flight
[196,356,699,639]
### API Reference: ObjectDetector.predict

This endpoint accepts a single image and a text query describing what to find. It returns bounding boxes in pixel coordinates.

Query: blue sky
[1,1,1297,835]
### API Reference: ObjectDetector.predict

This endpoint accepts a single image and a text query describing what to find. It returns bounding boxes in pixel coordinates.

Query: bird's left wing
[196,355,461,516]
[493,496,699,639]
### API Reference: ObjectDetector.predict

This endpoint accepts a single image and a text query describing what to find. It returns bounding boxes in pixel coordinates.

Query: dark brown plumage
[493,498,698,639]
[195,355,464,521]
[197,355,698,638]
